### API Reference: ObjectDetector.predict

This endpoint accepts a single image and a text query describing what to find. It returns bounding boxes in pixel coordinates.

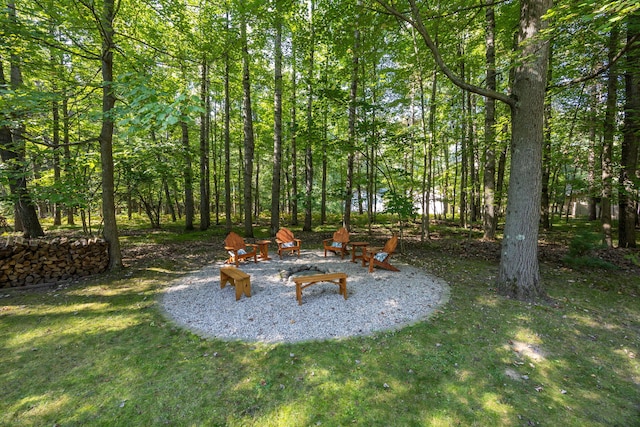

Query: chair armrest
[322,238,332,244]
[365,246,383,254]
[224,246,237,252]
[246,243,258,249]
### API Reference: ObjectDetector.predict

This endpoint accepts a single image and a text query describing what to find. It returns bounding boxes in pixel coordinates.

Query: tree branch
[21,133,99,148]
[550,33,640,88]
[374,0,516,107]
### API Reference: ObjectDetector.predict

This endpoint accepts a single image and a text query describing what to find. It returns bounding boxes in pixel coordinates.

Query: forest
[1,0,639,300]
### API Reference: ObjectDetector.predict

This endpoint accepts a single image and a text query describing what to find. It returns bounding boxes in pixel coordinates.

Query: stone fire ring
[161,250,450,343]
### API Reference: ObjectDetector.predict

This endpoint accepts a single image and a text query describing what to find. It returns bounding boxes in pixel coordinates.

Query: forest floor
[114,221,640,279]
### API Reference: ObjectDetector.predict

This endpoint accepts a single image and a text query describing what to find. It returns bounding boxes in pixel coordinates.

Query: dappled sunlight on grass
[1,225,638,426]
[145,267,182,274]
[8,392,72,425]
[472,294,502,308]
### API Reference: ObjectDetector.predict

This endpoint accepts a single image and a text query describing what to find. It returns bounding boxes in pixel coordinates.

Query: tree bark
[63,97,74,225]
[241,14,255,237]
[291,45,299,226]
[224,10,232,232]
[483,1,497,240]
[303,1,315,232]
[497,0,551,300]
[271,7,283,236]
[344,1,361,231]
[541,46,553,231]
[199,58,210,231]
[618,13,639,248]
[182,120,194,231]
[602,26,619,248]
[1,2,44,238]
[98,0,122,269]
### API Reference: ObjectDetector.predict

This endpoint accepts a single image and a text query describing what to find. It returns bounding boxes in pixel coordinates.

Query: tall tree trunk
[271,7,283,236]
[199,58,211,231]
[98,0,122,269]
[241,14,255,237]
[182,120,194,231]
[0,3,44,238]
[224,11,232,232]
[320,57,329,225]
[426,65,438,237]
[459,48,468,229]
[587,89,599,221]
[541,46,553,231]
[211,99,220,225]
[344,7,360,231]
[602,26,619,248]
[51,30,62,227]
[291,45,299,226]
[483,1,497,240]
[303,1,315,232]
[63,97,74,225]
[619,12,639,248]
[497,0,551,300]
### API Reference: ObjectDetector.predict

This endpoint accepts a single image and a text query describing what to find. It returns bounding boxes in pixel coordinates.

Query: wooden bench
[220,267,251,301]
[291,272,347,305]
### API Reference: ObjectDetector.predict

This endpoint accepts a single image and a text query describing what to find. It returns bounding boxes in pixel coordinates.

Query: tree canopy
[1,0,638,300]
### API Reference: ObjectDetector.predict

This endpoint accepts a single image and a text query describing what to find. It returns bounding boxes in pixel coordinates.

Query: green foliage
[567,231,604,257]
[382,189,416,221]
[624,252,640,267]
[564,231,616,270]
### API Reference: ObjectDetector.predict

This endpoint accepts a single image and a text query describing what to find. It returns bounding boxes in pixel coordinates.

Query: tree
[97,0,122,269]
[344,0,361,231]
[224,9,232,232]
[0,1,44,238]
[619,12,639,249]
[303,0,315,233]
[482,0,497,240]
[377,0,551,300]
[199,58,211,231]
[271,0,284,236]
[602,26,619,248]
[241,11,255,237]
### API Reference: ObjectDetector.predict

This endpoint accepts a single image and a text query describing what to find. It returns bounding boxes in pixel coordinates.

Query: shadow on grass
[1,248,638,426]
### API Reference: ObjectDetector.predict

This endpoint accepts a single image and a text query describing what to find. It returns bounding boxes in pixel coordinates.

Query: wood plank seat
[322,227,350,259]
[275,227,302,259]
[362,234,400,273]
[291,272,348,305]
[220,267,251,301]
[224,231,258,267]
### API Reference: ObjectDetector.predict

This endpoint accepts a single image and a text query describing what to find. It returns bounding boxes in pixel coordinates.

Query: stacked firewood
[0,237,109,287]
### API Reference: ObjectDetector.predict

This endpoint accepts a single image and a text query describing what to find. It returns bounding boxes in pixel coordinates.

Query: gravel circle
[161,250,450,343]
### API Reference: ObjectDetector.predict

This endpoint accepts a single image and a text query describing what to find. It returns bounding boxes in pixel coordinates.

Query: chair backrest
[276,227,295,243]
[333,227,349,244]
[224,232,245,250]
[382,235,398,255]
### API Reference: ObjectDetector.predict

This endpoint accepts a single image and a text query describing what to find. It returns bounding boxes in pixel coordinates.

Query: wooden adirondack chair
[322,227,350,259]
[361,234,400,273]
[275,227,302,259]
[224,232,258,267]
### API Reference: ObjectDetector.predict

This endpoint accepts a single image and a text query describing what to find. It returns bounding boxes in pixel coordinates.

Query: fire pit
[281,265,330,281]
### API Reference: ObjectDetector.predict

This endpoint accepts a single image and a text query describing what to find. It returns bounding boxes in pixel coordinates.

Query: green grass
[1,220,638,426]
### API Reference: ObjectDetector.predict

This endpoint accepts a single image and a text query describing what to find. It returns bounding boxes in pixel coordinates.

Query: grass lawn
[1,219,638,426]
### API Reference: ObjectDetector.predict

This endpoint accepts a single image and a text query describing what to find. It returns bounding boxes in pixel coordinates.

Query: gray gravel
[161,250,449,343]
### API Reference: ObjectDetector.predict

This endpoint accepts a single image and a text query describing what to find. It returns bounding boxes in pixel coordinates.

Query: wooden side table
[350,242,368,263]
[256,240,271,260]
